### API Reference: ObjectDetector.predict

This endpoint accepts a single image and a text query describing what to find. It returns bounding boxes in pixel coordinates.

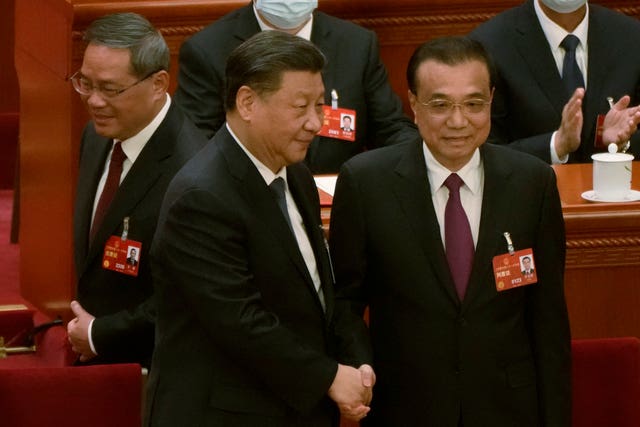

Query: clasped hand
[328,363,376,421]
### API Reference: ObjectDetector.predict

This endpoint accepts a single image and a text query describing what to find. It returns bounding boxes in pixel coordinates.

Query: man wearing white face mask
[174,0,418,174]
[470,0,640,163]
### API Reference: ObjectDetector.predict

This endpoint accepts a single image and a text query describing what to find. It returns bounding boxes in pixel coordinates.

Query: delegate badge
[101,217,141,277]
[317,90,356,142]
[492,232,537,292]
[493,248,537,291]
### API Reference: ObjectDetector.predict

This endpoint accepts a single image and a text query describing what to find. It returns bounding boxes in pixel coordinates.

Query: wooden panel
[15,0,640,323]
[552,163,640,339]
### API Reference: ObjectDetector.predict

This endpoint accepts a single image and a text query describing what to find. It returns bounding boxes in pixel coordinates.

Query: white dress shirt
[423,144,484,249]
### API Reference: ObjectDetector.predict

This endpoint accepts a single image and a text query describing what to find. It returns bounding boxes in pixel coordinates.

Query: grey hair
[83,12,169,77]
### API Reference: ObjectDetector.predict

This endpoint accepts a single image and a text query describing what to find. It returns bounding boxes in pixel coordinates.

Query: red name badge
[318,106,356,142]
[492,248,537,292]
[102,235,141,277]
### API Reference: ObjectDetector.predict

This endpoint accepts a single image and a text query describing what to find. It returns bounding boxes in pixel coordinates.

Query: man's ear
[151,70,170,96]
[408,90,419,124]
[236,85,257,121]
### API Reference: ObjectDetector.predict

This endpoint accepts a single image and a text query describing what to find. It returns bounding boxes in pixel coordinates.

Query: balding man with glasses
[66,12,207,367]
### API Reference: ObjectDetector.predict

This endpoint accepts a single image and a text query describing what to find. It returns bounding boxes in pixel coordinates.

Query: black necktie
[269,177,294,233]
[560,34,585,97]
[269,177,325,309]
[444,173,474,301]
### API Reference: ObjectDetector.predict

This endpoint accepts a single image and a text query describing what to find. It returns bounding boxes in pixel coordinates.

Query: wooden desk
[14,0,640,324]
[321,162,640,339]
[553,162,640,339]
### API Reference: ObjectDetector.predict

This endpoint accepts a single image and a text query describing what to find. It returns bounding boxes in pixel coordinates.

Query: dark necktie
[269,177,294,233]
[90,141,126,242]
[560,34,585,97]
[269,177,325,310]
[444,173,474,301]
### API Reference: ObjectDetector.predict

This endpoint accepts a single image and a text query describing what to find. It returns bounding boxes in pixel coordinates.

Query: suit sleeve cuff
[550,132,568,164]
[88,318,98,355]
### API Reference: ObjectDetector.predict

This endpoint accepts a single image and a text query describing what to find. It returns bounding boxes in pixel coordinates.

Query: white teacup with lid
[591,151,634,200]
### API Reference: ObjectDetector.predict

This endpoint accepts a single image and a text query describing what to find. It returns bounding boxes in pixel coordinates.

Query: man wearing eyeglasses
[66,12,207,367]
[329,36,570,426]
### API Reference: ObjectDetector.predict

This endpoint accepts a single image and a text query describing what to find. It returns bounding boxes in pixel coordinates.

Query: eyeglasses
[70,70,158,99]
[419,98,491,116]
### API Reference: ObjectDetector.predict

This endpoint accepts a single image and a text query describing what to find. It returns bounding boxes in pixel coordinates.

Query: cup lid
[591,152,634,162]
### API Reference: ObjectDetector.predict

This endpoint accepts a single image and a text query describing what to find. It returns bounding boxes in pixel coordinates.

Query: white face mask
[255,0,318,30]
[540,0,587,14]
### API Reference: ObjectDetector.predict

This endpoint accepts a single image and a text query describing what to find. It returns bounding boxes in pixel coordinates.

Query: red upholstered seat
[572,337,640,427]
[0,363,142,427]
[0,311,74,368]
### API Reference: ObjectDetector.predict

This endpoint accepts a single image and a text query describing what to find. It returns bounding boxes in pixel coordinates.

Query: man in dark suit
[174,0,417,174]
[66,13,208,367]
[329,36,571,426]
[470,0,640,163]
[341,115,354,132]
[145,31,374,427]
[521,256,535,276]
[126,248,138,266]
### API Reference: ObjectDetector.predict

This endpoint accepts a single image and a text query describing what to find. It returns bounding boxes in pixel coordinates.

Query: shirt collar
[534,0,589,52]
[119,93,171,163]
[226,123,287,185]
[422,143,482,195]
[253,3,314,40]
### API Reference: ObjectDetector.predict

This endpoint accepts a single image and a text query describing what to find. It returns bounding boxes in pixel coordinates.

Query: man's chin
[93,124,118,139]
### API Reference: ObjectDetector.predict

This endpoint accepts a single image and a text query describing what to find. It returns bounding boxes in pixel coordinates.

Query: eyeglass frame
[418,97,492,117]
[69,69,160,99]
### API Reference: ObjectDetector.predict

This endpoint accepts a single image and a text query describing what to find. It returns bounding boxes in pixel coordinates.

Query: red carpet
[0,190,21,303]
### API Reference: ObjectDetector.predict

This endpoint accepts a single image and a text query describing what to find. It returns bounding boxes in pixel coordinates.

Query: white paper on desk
[314,176,337,197]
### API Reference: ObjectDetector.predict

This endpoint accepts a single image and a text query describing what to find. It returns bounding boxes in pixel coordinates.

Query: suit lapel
[578,9,610,160]
[310,12,336,102]
[287,165,334,318]
[82,105,180,273]
[462,145,514,309]
[515,2,567,114]
[218,128,327,315]
[393,141,461,306]
[74,133,112,272]
[233,3,263,43]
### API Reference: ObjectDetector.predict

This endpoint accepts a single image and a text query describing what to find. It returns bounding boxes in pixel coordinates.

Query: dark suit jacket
[145,126,343,427]
[174,3,417,174]
[73,102,208,367]
[470,0,640,163]
[329,141,571,426]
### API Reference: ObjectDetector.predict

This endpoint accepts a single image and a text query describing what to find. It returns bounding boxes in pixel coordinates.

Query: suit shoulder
[342,141,415,172]
[483,143,552,175]
[469,4,523,41]
[314,11,375,40]
[591,4,640,33]
[182,7,250,50]
[162,104,209,157]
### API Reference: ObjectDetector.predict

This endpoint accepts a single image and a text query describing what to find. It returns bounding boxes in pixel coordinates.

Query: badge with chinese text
[102,235,141,277]
[318,105,356,142]
[492,248,537,292]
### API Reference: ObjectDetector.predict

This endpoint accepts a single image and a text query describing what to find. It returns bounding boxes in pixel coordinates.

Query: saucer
[581,189,640,203]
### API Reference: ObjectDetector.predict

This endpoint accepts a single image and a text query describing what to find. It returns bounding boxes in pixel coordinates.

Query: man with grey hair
[145,30,374,426]
[66,12,207,367]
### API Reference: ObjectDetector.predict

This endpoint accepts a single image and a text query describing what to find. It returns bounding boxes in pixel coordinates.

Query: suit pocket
[505,358,536,388]
[209,385,289,416]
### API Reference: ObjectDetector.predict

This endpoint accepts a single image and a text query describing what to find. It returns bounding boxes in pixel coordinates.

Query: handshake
[328,363,376,421]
